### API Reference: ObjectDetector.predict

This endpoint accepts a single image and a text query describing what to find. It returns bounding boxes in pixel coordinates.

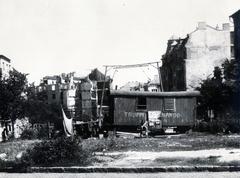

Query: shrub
[20,127,49,140]
[20,128,38,140]
[0,159,12,169]
[36,127,49,139]
[21,136,91,166]
[194,120,226,134]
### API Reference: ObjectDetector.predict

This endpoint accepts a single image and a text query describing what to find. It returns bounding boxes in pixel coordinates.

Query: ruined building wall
[185,22,231,90]
[161,37,188,91]
[161,22,232,91]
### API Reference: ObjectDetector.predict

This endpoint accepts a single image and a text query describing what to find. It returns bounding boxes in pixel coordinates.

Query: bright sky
[0,0,240,86]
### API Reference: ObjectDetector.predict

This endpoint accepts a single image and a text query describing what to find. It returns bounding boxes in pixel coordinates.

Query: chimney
[222,23,230,31]
[198,22,206,30]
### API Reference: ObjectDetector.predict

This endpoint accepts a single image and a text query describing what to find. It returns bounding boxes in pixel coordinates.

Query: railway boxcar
[108,90,200,134]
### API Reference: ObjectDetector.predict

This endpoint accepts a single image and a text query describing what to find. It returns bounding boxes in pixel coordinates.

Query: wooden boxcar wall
[112,96,197,127]
[113,97,145,126]
[146,97,196,127]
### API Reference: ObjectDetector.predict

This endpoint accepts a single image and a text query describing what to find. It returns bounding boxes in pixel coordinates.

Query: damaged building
[33,69,111,134]
[161,22,234,91]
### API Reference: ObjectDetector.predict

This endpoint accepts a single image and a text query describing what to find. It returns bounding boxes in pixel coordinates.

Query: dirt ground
[93,148,240,167]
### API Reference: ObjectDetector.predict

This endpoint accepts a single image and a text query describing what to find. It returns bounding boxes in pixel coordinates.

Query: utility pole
[99,66,108,128]
[157,62,164,92]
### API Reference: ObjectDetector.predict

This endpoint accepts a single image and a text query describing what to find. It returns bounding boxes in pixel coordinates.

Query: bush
[194,120,226,134]
[0,159,12,169]
[20,128,38,140]
[21,136,91,166]
[20,127,49,140]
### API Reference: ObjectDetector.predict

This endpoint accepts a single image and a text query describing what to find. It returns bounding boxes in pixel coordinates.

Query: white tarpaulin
[62,108,73,137]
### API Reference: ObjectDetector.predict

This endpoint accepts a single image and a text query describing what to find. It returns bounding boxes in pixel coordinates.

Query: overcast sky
[0,0,240,86]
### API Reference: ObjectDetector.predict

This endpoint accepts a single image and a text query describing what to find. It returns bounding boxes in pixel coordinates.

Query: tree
[197,59,240,132]
[24,88,62,136]
[222,59,240,111]
[197,66,234,117]
[0,69,27,136]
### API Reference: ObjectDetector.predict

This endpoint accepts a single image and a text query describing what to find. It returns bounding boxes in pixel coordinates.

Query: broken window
[164,98,175,112]
[136,97,147,110]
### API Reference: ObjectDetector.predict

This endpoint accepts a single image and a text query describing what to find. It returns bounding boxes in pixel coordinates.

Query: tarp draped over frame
[62,107,73,137]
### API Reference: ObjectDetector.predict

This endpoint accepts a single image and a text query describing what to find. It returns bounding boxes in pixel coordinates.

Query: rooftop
[43,76,58,80]
[230,9,240,18]
[110,90,200,97]
[0,55,11,63]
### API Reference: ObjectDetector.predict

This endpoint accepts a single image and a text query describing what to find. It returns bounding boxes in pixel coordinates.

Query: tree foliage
[197,59,240,130]
[0,70,27,129]
[24,87,62,130]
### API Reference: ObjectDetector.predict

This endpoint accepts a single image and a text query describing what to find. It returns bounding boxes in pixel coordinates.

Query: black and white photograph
[1,0,240,177]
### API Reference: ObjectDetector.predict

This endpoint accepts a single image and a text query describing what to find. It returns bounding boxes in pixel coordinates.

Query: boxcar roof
[110,90,200,97]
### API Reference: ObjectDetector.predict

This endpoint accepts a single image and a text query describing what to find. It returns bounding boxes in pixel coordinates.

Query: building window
[136,97,147,110]
[164,98,175,112]
[52,93,56,100]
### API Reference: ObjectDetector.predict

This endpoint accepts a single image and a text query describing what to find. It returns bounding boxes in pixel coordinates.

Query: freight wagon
[106,90,200,135]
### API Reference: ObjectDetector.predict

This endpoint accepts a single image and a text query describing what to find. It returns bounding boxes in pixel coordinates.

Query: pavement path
[94,148,240,167]
[1,172,240,178]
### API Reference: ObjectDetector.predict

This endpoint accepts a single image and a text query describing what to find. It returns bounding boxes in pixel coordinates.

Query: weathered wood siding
[160,97,196,126]
[147,98,163,110]
[114,97,146,126]
[113,96,196,127]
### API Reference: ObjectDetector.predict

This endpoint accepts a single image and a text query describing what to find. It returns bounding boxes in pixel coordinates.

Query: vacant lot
[81,133,240,167]
[82,132,240,152]
[1,132,240,167]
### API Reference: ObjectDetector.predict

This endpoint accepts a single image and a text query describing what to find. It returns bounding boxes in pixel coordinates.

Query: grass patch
[82,133,240,152]
[153,158,186,166]
[0,139,41,161]
[153,156,220,166]
[185,156,220,165]
[220,160,240,166]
